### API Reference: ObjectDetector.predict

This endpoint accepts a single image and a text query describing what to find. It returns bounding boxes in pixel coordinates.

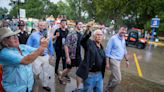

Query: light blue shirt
[105,34,127,61]
[26,31,54,56]
[0,45,36,92]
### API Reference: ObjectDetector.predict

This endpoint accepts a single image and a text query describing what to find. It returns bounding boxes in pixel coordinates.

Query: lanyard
[17,47,23,56]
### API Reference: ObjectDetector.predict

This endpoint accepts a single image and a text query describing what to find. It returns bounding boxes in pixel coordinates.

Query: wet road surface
[122,45,164,85]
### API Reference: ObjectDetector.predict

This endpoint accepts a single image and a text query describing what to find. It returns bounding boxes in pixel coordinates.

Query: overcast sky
[0,0,63,11]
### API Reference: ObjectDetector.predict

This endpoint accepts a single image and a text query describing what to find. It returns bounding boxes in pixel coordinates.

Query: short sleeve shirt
[65,30,78,59]
[0,45,36,92]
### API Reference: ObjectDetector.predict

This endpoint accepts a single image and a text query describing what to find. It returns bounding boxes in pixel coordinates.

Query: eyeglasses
[7,35,18,39]
[19,25,25,26]
[96,34,103,36]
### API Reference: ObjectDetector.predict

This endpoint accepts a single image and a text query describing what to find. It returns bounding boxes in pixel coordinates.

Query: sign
[87,0,92,4]
[151,16,160,28]
[19,9,26,18]
[150,16,160,41]
[20,0,25,3]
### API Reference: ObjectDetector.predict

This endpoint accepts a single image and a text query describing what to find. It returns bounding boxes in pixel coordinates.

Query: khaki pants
[33,55,50,87]
[106,58,121,92]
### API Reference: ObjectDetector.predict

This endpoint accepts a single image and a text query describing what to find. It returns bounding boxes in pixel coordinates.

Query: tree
[0,7,8,18]
[46,2,59,18]
[56,1,73,19]
[81,0,96,21]
[9,0,59,19]
[82,0,164,30]
[66,0,84,20]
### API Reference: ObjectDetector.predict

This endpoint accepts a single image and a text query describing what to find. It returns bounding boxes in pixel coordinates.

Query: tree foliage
[0,7,8,15]
[9,0,59,19]
[81,0,164,31]
[0,7,8,18]
[56,1,72,18]
[8,0,164,31]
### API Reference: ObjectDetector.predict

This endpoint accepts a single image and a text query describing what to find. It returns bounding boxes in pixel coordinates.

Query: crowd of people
[0,16,129,92]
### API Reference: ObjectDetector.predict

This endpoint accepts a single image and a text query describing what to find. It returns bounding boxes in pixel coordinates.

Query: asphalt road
[122,45,164,85]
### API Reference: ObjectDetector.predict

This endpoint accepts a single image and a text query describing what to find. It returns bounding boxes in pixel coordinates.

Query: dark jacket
[18,31,29,44]
[76,31,106,80]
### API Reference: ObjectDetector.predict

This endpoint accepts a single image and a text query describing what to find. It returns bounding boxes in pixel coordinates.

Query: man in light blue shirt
[27,21,54,91]
[105,25,129,92]
[26,28,54,56]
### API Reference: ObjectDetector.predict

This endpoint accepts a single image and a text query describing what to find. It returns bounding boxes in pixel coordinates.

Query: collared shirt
[26,31,54,56]
[65,30,78,59]
[0,45,36,92]
[105,34,127,61]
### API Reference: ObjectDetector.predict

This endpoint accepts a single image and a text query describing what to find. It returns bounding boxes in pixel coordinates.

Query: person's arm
[64,33,71,64]
[105,38,113,58]
[64,45,71,64]
[80,30,91,50]
[124,54,129,68]
[124,41,129,67]
[106,57,110,69]
[26,33,34,47]
[105,38,113,69]
[48,37,55,62]
[48,37,54,56]
[124,54,128,61]
[53,29,60,40]
[21,38,49,64]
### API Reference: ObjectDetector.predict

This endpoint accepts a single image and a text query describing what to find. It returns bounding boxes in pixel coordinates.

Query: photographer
[0,27,49,92]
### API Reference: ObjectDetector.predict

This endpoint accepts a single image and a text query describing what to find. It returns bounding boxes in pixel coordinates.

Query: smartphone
[44,32,47,38]
[43,29,47,38]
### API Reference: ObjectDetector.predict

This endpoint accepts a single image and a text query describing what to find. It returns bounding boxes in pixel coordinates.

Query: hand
[126,61,129,68]
[66,57,71,64]
[106,63,110,70]
[49,56,55,63]
[40,37,49,48]
[56,32,60,37]
[86,25,92,32]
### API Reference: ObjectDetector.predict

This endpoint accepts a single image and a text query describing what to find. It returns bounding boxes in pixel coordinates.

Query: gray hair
[93,29,103,36]
[0,39,8,50]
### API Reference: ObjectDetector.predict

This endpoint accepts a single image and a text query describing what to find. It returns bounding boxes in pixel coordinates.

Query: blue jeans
[83,72,103,92]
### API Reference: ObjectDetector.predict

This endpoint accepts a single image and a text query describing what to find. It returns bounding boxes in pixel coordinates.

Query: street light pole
[15,0,25,20]
[18,0,20,20]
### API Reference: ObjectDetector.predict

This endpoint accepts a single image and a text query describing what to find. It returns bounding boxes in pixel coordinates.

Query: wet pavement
[122,45,164,85]
[32,34,164,92]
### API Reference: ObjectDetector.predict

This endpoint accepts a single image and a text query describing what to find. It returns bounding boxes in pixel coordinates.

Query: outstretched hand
[40,37,49,48]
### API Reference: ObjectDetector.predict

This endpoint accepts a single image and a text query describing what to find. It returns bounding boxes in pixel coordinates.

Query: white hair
[93,29,103,36]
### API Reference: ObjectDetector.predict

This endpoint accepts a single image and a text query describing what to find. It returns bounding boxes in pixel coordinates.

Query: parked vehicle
[125,28,147,49]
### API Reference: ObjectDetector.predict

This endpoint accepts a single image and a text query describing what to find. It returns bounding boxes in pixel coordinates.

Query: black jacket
[76,31,106,80]
[18,31,29,44]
